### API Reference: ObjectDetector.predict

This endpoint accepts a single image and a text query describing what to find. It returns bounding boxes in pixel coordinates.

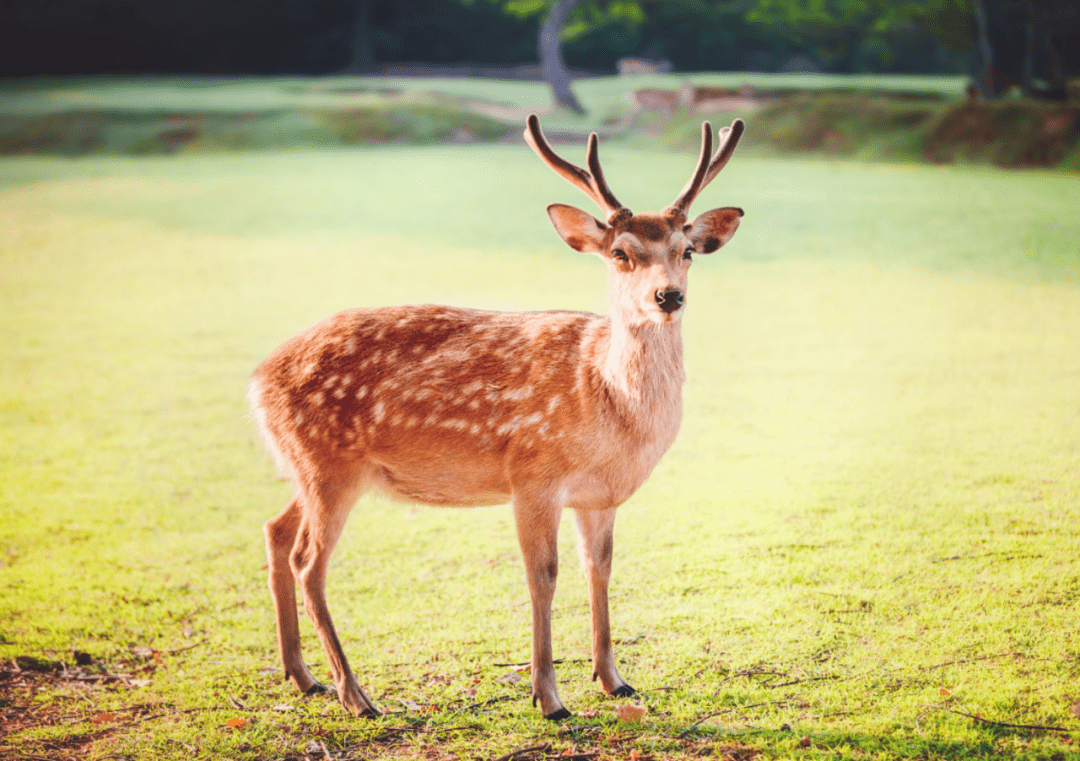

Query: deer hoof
[304,682,331,695]
[544,707,572,721]
[611,684,636,698]
[360,706,381,718]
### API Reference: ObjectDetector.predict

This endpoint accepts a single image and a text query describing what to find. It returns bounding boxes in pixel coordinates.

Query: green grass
[1,144,1079,760]
[0,73,969,150]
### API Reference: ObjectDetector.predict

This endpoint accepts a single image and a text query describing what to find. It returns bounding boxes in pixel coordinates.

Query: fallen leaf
[799,736,811,747]
[1071,702,1080,718]
[497,672,523,685]
[617,704,647,722]
[271,704,295,712]
[629,750,641,760]
[510,663,532,673]
[128,679,151,688]
[225,717,247,728]
[577,708,599,718]
[90,713,117,725]
[940,688,951,697]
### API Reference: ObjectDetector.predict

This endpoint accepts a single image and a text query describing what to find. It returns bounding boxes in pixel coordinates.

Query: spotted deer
[249,115,745,720]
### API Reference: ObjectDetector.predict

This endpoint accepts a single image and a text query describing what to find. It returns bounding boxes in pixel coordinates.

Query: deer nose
[655,289,684,313]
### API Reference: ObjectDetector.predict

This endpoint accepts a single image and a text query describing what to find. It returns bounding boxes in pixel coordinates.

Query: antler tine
[667,121,714,218]
[702,118,745,186]
[667,118,746,219]
[524,114,627,223]
[585,132,625,217]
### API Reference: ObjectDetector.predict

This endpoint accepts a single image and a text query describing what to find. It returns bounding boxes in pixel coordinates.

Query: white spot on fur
[343,337,357,355]
[311,392,325,407]
[503,386,534,402]
[461,380,485,396]
[373,401,386,423]
[496,417,521,436]
[323,376,338,389]
[356,386,369,400]
[341,374,353,387]
[546,395,562,415]
[333,387,346,399]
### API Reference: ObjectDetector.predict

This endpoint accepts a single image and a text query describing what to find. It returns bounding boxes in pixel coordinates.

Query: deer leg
[264,495,328,695]
[574,507,634,697]
[512,490,569,720]
[290,477,379,718]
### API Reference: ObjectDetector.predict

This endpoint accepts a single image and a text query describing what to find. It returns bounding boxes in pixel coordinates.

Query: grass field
[1,139,1079,761]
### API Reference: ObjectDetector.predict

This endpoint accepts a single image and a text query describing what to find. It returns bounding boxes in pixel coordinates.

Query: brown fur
[249,116,745,721]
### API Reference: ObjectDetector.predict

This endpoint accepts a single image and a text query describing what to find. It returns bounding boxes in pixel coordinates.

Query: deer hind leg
[512,489,570,720]
[574,507,634,697]
[265,495,328,695]
[290,472,380,717]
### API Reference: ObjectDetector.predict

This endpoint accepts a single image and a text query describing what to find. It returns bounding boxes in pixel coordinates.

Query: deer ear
[546,203,608,254]
[686,207,743,254]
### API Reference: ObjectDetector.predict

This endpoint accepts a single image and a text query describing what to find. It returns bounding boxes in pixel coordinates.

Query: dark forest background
[1,0,1077,95]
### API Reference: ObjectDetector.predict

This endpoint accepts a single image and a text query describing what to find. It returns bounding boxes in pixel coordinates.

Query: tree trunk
[539,0,586,115]
[1022,0,1035,95]
[1035,0,1068,99]
[971,0,997,98]
[346,0,375,74]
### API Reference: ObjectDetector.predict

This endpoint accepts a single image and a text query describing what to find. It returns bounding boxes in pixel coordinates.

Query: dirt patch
[0,652,165,758]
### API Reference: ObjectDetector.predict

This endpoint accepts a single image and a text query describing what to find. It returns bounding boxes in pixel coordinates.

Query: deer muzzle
[655,289,684,314]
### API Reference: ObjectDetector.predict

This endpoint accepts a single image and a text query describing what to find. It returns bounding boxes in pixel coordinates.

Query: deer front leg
[574,507,635,697]
[264,495,328,695]
[512,490,570,720]
[290,481,380,718]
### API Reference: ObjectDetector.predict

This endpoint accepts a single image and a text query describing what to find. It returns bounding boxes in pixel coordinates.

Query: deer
[248,114,745,720]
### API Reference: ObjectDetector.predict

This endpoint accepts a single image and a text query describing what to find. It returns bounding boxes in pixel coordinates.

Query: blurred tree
[347,0,376,73]
[917,0,1078,98]
[540,0,588,113]
[501,0,587,113]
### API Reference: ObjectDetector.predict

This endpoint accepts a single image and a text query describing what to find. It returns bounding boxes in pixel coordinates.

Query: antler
[665,118,745,221]
[524,114,630,225]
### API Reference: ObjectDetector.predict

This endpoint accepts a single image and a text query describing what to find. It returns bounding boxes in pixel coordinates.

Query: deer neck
[598,313,685,428]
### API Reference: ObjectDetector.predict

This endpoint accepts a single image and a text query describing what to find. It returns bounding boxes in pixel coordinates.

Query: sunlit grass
[1,145,1078,759]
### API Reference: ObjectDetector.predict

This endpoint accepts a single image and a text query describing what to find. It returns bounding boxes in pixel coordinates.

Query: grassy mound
[0,82,509,155]
[656,89,1080,169]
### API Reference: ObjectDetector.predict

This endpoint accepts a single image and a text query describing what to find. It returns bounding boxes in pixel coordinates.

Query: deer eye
[611,249,629,262]
[683,246,694,259]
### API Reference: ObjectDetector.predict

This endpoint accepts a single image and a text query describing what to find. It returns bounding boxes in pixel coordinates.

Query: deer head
[525,115,744,327]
